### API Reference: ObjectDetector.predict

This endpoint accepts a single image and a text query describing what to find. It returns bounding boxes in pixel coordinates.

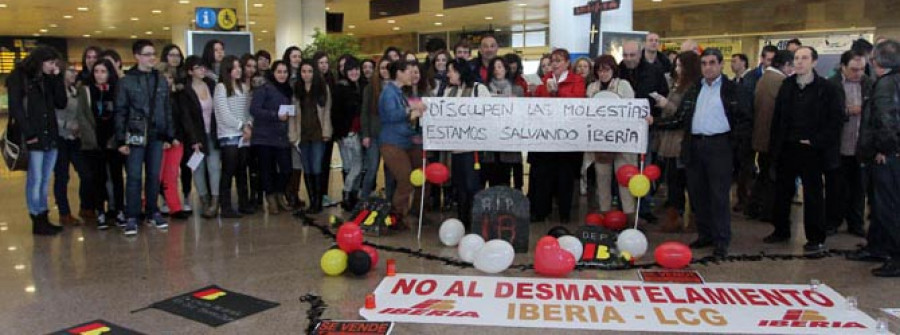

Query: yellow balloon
[320,249,348,276]
[629,174,651,198]
[410,168,425,187]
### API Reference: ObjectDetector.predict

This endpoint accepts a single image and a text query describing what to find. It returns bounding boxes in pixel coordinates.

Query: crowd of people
[6,33,900,277]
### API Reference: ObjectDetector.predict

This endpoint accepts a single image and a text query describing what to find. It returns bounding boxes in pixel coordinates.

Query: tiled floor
[0,170,898,334]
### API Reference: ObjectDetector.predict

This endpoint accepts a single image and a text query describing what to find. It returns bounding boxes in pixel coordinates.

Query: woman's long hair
[219,55,244,97]
[19,46,62,80]
[268,61,293,98]
[202,39,224,69]
[295,60,328,108]
[89,59,120,88]
[368,58,391,116]
[674,51,701,94]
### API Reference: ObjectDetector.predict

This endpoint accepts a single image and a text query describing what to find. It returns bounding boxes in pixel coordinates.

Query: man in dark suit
[655,48,751,258]
[766,47,844,255]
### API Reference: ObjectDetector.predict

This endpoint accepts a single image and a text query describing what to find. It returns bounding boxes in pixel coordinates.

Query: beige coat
[289,85,332,144]
[752,68,786,153]
[656,88,688,158]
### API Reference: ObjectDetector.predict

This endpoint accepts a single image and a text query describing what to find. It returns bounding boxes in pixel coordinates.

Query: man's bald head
[622,41,641,69]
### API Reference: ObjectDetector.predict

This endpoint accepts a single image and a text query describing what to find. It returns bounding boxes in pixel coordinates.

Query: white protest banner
[359,274,879,334]
[421,97,650,153]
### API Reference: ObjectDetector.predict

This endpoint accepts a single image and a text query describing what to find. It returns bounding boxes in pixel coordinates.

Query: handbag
[2,95,28,171]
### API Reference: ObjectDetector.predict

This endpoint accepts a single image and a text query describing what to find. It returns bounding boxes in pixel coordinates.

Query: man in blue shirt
[655,48,751,258]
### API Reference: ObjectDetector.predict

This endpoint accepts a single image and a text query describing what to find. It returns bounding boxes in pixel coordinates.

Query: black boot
[32,213,60,236]
[238,183,255,215]
[41,211,63,233]
[220,193,243,218]
[341,191,352,211]
[308,174,323,214]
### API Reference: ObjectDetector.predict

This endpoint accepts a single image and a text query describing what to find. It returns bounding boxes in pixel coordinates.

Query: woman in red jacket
[529,48,585,223]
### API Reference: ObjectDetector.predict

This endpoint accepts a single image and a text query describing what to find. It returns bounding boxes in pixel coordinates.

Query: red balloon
[425,162,450,184]
[585,213,605,226]
[361,245,379,269]
[336,223,364,252]
[536,236,559,250]
[654,241,693,269]
[604,210,628,231]
[616,165,640,187]
[644,164,662,182]
[534,240,576,277]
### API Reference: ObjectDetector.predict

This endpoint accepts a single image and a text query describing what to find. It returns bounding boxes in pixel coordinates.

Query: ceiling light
[39,29,48,33]
[253,3,263,7]
[130,17,139,21]
[517,3,527,6]
[178,0,190,4]
[485,16,493,20]
[325,7,330,11]
[63,15,73,19]
[249,21,256,25]
[8,246,16,251]
[14,264,24,270]
[108,26,116,29]
[495,28,501,32]
[162,26,170,30]
[387,19,395,24]
[145,31,153,35]
[257,38,262,41]
[130,35,137,39]
[49,24,58,28]
[82,34,91,38]
[151,9,162,14]
[392,27,400,31]
[25,286,35,293]
[348,25,356,29]
[94,30,101,33]
[261,30,268,33]
[652,0,662,2]
[347,33,355,36]
[77,7,88,11]
[32,33,40,37]
[0,4,7,8]
[435,13,444,17]
[434,22,442,26]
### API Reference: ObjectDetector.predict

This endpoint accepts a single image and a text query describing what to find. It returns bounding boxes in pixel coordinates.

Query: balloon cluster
[583,211,628,231]
[411,162,450,187]
[320,223,380,276]
[616,164,660,198]
[441,219,515,274]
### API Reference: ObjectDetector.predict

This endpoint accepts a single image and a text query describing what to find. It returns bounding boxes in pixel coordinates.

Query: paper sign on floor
[359,274,879,334]
[640,270,705,284]
[313,320,394,335]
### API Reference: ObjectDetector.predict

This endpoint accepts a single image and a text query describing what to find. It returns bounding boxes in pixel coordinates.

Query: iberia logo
[193,288,227,301]
[758,310,866,329]
[67,322,111,335]
[377,299,480,318]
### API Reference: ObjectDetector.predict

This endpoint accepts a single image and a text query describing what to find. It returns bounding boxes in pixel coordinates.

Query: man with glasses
[115,39,174,236]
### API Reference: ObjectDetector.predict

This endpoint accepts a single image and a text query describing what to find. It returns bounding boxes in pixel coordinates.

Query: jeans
[124,141,164,218]
[338,134,363,194]
[103,149,125,212]
[159,143,184,213]
[256,145,292,194]
[53,138,91,215]
[299,141,326,175]
[193,134,222,197]
[871,156,900,258]
[26,149,58,215]
[361,138,382,199]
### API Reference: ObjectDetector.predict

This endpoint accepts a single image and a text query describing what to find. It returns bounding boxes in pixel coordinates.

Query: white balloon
[616,229,648,259]
[439,218,466,247]
[557,235,584,260]
[473,239,515,274]
[458,234,485,263]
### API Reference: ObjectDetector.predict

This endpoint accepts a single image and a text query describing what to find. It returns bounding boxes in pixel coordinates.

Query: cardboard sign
[313,321,394,335]
[421,97,650,153]
[149,285,279,327]
[50,320,144,335]
[471,187,529,253]
[349,197,394,236]
[640,270,705,284]
[360,274,879,334]
[575,225,630,268]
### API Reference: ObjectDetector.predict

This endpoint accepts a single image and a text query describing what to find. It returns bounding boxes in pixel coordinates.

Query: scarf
[489,78,512,96]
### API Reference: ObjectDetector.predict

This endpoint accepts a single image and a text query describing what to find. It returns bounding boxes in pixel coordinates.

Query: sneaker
[159,202,170,215]
[183,203,193,214]
[115,211,127,228]
[97,212,109,230]
[322,195,335,207]
[147,212,169,229]
[123,218,138,236]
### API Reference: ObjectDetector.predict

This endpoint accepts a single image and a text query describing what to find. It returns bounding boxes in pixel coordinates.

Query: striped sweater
[214,82,252,139]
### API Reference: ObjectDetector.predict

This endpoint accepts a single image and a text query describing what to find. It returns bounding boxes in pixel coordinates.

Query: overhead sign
[195,7,239,31]
[421,97,650,153]
[360,274,879,334]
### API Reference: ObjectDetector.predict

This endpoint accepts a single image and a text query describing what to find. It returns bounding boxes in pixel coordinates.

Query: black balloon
[547,226,571,238]
[347,250,372,276]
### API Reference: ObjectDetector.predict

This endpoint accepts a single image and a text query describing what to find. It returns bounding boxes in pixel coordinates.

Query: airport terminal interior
[1,0,900,334]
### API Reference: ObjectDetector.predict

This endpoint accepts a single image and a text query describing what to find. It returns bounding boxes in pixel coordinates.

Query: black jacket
[827,72,875,122]
[175,78,218,153]
[858,71,900,162]
[641,50,672,74]
[770,72,845,170]
[619,60,670,117]
[115,67,174,146]
[331,79,363,139]
[5,68,67,151]
[655,74,752,164]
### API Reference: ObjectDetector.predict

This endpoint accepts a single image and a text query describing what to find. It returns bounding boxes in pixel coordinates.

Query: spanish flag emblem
[192,288,227,301]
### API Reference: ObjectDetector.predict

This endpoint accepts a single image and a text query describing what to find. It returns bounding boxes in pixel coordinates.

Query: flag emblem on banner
[192,288,227,301]
[67,322,110,335]
[51,319,144,335]
[410,300,456,310]
[784,310,827,321]
[758,309,866,329]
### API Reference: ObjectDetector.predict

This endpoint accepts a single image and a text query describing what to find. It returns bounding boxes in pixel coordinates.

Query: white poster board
[421,97,649,153]
[360,274,880,334]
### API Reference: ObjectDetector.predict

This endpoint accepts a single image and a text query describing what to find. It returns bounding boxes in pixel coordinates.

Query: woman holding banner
[585,55,639,221]
[442,59,491,229]
[531,48,586,224]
